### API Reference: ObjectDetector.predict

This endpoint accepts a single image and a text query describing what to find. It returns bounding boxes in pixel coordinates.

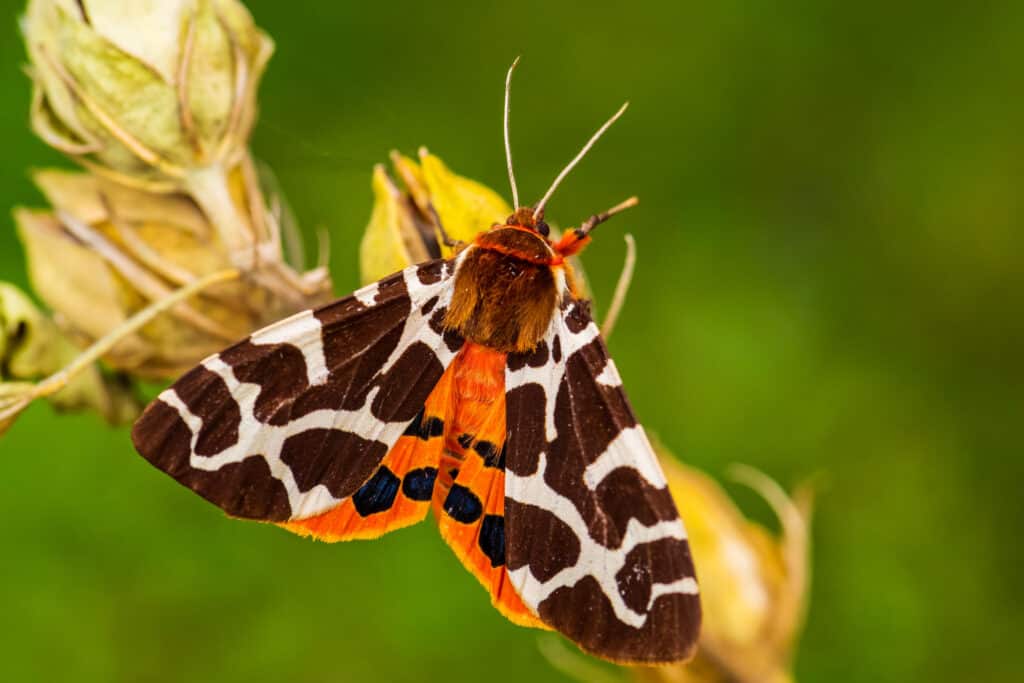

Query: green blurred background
[2,1,1022,681]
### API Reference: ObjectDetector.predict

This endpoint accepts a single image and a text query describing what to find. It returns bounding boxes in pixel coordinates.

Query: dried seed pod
[0,282,139,435]
[14,168,330,379]
[5,0,331,436]
[23,0,283,260]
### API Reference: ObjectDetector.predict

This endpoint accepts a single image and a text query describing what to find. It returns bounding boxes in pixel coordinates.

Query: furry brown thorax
[443,219,561,353]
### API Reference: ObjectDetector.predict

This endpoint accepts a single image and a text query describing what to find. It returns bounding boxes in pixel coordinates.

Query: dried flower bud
[632,455,813,683]
[14,168,330,379]
[24,0,268,182]
[22,0,282,260]
[0,282,139,435]
[361,148,513,284]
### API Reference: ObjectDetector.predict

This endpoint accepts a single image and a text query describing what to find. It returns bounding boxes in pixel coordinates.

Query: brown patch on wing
[416,260,445,285]
[279,428,389,499]
[538,575,700,664]
[615,538,695,614]
[506,339,549,372]
[563,300,591,333]
[594,468,680,545]
[370,341,446,423]
[221,341,309,425]
[503,383,547,477]
[560,337,637,464]
[132,401,291,521]
[505,499,580,581]
[293,309,408,418]
[172,365,241,457]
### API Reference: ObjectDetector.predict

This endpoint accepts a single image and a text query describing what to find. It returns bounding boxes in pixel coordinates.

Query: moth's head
[487,196,639,261]
[497,58,635,260]
[501,206,550,239]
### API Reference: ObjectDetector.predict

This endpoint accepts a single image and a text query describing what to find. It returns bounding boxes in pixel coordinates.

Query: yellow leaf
[359,165,423,285]
[419,149,512,248]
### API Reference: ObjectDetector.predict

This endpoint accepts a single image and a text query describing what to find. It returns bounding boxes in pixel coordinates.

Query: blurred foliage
[0,1,1021,682]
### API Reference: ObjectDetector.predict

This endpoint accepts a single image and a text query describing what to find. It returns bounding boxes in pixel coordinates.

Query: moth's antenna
[504,57,521,209]
[578,196,640,237]
[534,101,629,218]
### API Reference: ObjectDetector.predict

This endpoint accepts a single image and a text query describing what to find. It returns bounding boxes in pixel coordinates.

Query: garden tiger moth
[131,61,701,664]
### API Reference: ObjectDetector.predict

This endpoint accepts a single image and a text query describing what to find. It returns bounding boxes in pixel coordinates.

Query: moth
[132,61,701,664]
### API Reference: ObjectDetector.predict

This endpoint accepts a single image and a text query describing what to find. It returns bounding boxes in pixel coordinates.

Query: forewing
[503,299,701,663]
[282,368,454,541]
[132,260,465,524]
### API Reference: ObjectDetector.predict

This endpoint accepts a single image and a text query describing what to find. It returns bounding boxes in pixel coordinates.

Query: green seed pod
[23,0,274,255]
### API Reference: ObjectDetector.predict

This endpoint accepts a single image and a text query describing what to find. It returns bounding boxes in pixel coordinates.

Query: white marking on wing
[354,280,379,307]
[250,310,328,386]
[648,577,700,609]
[157,389,201,436]
[594,358,622,387]
[507,453,694,629]
[582,426,668,490]
[505,305,604,444]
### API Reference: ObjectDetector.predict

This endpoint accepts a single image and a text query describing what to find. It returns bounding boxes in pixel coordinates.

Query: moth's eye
[536,221,550,237]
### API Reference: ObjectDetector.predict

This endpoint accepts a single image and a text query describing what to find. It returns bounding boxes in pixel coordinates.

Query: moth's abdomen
[445,229,560,353]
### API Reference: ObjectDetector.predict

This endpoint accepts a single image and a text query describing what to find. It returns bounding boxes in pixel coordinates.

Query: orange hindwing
[433,342,547,629]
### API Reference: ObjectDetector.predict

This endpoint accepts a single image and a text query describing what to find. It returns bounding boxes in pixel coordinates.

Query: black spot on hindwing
[478,514,506,567]
[403,407,444,440]
[401,467,437,501]
[443,484,483,523]
[352,466,401,516]
[473,440,505,470]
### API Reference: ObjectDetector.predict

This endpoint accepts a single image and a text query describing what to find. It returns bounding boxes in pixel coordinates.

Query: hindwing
[432,342,547,628]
